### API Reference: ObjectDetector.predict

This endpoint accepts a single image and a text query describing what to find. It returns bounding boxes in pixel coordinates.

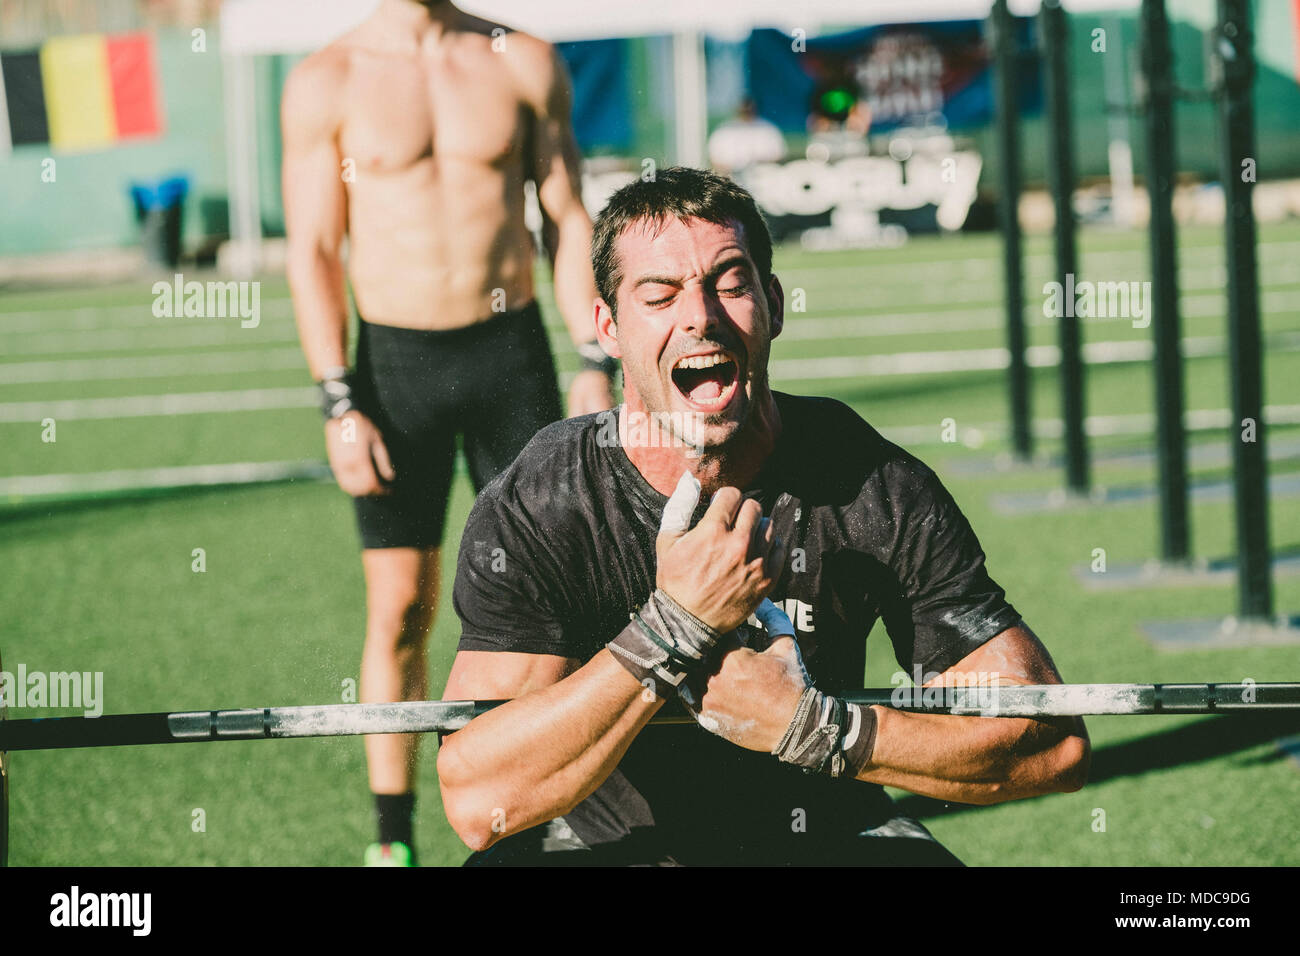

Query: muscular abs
[335,41,538,329]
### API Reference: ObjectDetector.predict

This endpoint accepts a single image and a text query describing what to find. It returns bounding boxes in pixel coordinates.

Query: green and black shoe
[364,841,415,867]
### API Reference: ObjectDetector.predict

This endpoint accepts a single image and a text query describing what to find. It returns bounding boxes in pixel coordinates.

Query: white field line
[0,259,1285,337]
[0,347,307,385]
[781,307,997,339]
[0,323,302,356]
[7,408,1299,499]
[4,330,1297,423]
[520,241,1300,295]
[771,331,1300,381]
[0,298,296,333]
[1,289,1015,336]
[0,460,332,497]
[881,404,1300,447]
[769,240,1300,282]
[776,288,1300,342]
[2,282,1297,362]
[2,240,1297,333]
[2,289,1292,388]
[0,386,316,423]
[646,243,1300,289]
[787,278,1300,316]
[560,269,1299,321]
[780,266,1300,305]
[530,238,1300,286]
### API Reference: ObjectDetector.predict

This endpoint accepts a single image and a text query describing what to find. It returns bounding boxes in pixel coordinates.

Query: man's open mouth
[669,350,741,410]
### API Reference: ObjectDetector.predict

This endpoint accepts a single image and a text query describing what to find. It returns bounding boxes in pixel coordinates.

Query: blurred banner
[738,146,984,249]
[747,18,1041,134]
[0,32,161,154]
[555,38,633,153]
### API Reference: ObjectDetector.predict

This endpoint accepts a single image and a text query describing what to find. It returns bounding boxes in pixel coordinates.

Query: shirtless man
[281,0,615,865]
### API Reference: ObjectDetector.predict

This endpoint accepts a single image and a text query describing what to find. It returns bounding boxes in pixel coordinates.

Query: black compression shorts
[350,301,563,550]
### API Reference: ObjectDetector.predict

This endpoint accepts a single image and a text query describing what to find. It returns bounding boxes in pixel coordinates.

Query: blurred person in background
[708,97,787,177]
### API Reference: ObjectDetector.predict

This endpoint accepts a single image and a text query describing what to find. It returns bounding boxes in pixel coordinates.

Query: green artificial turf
[2,221,1298,865]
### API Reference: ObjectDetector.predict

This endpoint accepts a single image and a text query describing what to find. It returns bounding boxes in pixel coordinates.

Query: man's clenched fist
[654,472,786,633]
[324,410,396,497]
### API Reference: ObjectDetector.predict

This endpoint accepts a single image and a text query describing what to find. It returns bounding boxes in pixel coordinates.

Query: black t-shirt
[452,391,1021,865]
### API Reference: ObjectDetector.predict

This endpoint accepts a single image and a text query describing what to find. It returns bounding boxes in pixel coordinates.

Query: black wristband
[577,340,619,378]
[319,368,355,421]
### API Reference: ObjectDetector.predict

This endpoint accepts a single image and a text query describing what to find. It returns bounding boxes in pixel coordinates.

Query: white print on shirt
[748,597,815,634]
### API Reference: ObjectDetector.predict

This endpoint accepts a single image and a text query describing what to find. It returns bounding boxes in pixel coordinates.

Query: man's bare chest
[337,58,529,176]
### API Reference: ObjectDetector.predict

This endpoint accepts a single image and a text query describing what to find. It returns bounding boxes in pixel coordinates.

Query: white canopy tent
[220,0,1147,48]
[217,0,1141,274]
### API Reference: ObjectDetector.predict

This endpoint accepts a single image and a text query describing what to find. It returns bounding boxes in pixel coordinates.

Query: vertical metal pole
[1216,0,1272,620]
[672,30,708,169]
[222,51,262,278]
[991,0,1032,460]
[1041,0,1089,493]
[1140,0,1190,563]
[1102,15,1137,228]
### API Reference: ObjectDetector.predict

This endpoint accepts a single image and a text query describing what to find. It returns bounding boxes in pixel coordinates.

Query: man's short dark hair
[591,166,773,317]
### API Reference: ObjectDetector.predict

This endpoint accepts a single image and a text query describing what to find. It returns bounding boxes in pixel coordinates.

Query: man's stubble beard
[620,330,773,456]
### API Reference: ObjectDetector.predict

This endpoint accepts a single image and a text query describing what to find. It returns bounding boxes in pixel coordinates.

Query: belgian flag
[0,32,161,154]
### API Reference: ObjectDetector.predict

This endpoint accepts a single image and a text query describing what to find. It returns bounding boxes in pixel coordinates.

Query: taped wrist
[577,340,619,378]
[772,688,878,778]
[319,366,356,420]
[606,589,722,695]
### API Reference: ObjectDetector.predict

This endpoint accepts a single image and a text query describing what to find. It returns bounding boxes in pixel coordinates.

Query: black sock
[374,792,416,847]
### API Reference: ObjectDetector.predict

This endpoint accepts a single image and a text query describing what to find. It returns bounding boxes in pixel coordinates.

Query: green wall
[0,28,225,256]
[0,26,290,257]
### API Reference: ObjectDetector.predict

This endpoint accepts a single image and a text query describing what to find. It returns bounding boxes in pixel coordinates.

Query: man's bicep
[930,623,1064,686]
[527,48,586,222]
[281,61,347,253]
[931,624,1090,760]
[443,649,581,701]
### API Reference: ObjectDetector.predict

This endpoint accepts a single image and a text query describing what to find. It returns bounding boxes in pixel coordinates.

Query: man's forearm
[857,705,1089,804]
[286,245,350,379]
[437,650,661,852]
[546,210,600,348]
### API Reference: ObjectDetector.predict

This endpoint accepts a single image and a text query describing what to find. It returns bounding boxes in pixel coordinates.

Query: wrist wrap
[607,589,723,696]
[773,687,878,778]
[319,366,356,421]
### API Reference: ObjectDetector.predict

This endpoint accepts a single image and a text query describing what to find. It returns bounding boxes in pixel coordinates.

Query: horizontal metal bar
[2,683,1297,753]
